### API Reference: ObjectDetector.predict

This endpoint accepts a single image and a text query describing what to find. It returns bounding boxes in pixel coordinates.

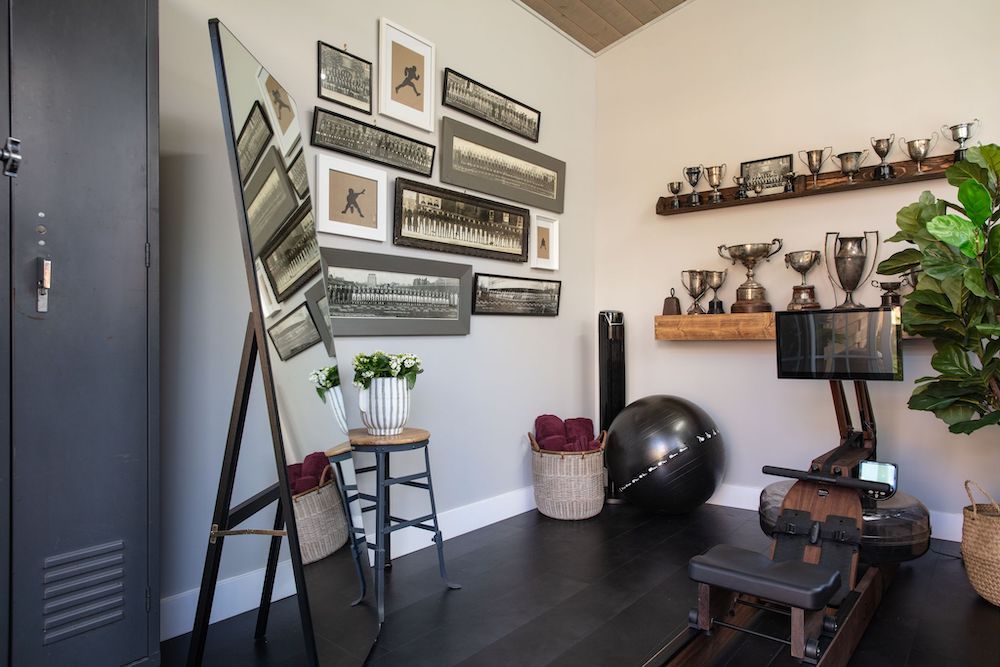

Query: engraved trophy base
[709,190,723,204]
[689,191,701,207]
[731,283,772,313]
[873,164,895,181]
[706,298,725,314]
[787,284,821,311]
[731,300,773,313]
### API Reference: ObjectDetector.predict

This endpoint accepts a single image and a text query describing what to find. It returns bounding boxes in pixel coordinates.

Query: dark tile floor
[162,503,1000,666]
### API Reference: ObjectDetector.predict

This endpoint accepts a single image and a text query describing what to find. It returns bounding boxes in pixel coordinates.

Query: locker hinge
[145,587,151,613]
[144,242,151,268]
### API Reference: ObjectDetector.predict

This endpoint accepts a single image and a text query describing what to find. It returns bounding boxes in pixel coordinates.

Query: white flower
[403,359,415,367]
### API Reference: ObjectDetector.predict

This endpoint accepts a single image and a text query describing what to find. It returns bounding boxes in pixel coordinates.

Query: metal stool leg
[423,445,461,590]
[331,458,366,606]
[374,451,388,623]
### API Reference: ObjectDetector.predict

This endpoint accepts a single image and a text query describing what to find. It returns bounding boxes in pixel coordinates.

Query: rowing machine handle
[761,465,892,494]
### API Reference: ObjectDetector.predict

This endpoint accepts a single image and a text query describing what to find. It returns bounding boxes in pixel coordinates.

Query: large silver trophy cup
[898,134,938,173]
[798,146,832,188]
[680,270,710,314]
[784,250,822,310]
[825,231,879,309]
[830,150,869,184]
[718,239,783,313]
[941,119,979,161]
[704,164,726,204]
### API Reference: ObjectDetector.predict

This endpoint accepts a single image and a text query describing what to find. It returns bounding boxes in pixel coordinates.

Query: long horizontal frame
[472,272,562,317]
[311,105,436,177]
[442,67,540,142]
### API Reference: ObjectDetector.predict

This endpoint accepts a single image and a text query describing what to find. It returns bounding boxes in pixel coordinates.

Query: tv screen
[775,307,903,381]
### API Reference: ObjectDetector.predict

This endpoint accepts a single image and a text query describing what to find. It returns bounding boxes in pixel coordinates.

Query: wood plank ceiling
[522,0,687,53]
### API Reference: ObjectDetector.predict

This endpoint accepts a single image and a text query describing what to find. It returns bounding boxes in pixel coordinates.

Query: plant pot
[325,386,349,435]
[358,377,410,436]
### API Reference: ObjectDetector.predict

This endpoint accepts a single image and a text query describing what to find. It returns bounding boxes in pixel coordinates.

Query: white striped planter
[358,377,411,436]
[325,386,349,435]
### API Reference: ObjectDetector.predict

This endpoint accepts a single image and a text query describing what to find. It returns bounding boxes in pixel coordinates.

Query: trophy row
[667,119,980,209]
[669,232,907,315]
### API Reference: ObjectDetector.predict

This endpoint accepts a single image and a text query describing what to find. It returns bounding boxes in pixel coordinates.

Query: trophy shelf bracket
[656,154,953,217]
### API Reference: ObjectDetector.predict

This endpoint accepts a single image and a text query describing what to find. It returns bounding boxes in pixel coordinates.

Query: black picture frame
[286,148,308,199]
[260,202,321,302]
[442,68,540,142]
[320,247,472,336]
[393,178,529,263]
[740,153,793,191]
[311,105,436,177]
[266,302,322,362]
[243,144,299,255]
[304,277,335,357]
[472,273,561,317]
[317,41,373,115]
[236,100,273,184]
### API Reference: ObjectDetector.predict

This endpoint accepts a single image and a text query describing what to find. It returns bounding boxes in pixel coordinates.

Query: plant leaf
[934,403,977,426]
[921,246,968,281]
[927,214,985,258]
[949,411,1000,434]
[906,289,955,312]
[965,267,999,300]
[876,248,923,275]
[976,323,1000,336]
[958,179,993,225]
[967,145,1000,190]
[931,341,975,377]
[986,225,1000,277]
[947,160,991,190]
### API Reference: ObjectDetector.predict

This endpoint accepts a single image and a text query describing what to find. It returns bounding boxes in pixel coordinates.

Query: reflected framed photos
[316,154,386,242]
[304,277,335,356]
[236,100,273,182]
[530,214,559,271]
[394,178,528,262]
[261,202,321,302]
[472,273,561,316]
[441,117,565,213]
[311,106,435,177]
[442,68,540,142]
[244,145,299,255]
[257,67,301,158]
[320,247,472,336]
[317,41,372,114]
[740,154,792,196]
[378,18,435,132]
[286,149,308,199]
[267,302,322,361]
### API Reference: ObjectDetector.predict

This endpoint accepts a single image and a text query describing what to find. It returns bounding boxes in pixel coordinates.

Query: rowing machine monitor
[858,461,897,500]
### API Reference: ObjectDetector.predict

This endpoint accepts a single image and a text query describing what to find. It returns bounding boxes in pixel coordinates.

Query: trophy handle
[821,146,832,167]
[897,137,907,153]
[717,244,734,263]
[861,230,880,286]
[888,133,894,144]
[940,123,950,137]
[797,150,809,168]
[825,232,844,291]
[972,118,981,136]
[720,163,727,179]
[765,238,783,260]
[859,149,870,167]
[929,132,939,153]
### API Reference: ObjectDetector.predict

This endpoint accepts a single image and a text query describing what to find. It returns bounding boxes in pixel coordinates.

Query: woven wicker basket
[529,431,606,521]
[293,467,349,564]
[962,480,1000,606]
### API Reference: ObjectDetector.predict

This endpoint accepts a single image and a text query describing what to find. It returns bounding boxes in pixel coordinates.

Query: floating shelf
[656,154,954,217]
[654,313,776,341]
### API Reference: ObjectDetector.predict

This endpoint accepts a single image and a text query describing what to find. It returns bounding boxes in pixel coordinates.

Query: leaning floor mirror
[209,19,379,665]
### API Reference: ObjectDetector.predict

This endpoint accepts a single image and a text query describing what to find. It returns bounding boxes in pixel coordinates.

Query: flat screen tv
[775,307,903,381]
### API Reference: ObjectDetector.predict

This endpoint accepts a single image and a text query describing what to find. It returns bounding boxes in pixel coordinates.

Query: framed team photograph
[236,100,273,182]
[472,273,561,316]
[286,149,309,199]
[317,41,373,114]
[243,145,299,255]
[267,302,322,362]
[530,214,559,271]
[394,178,529,263]
[260,202,321,302]
[442,68,540,142]
[740,154,793,196]
[311,105,435,177]
[315,153,387,242]
[378,18,435,132]
[257,65,301,158]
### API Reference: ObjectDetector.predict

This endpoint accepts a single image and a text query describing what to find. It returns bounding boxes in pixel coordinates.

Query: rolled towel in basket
[538,434,568,452]
[565,417,595,442]
[293,474,319,495]
[535,414,565,441]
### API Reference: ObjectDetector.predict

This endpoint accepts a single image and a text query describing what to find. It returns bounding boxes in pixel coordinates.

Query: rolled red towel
[535,414,565,441]
[287,463,303,489]
[565,417,595,443]
[301,452,328,480]
[538,434,568,452]
[293,474,319,495]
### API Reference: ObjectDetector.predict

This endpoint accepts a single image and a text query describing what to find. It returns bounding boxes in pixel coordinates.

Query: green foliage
[352,351,423,390]
[876,145,1000,434]
[309,365,341,402]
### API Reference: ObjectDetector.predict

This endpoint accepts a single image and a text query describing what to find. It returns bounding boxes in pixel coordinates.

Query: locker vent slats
[41,540,124,645]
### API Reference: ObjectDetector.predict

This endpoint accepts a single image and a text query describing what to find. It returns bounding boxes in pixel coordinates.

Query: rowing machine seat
[689,544,840,610]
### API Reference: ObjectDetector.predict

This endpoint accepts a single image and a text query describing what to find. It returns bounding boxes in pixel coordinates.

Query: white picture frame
[530,214,559,271]
[256,65,302,158]
[315,154,387,242]
[378,18,435,132]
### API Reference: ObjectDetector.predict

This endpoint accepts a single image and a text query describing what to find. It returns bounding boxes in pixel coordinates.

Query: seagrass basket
[529,431,606,521]
[962,480,1000,606]
[293,466,349,564]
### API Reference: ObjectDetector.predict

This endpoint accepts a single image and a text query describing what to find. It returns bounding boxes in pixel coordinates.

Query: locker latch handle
[1,137,21,177]
[37,257,51,313]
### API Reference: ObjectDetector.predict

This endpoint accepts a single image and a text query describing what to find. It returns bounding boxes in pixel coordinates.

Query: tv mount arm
[810,380,877,476]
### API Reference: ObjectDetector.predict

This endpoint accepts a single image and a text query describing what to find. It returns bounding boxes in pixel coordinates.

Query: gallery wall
[595,0,1000,538]
[159,0,596,637]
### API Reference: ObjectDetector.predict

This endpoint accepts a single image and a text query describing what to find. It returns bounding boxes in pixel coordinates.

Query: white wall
[160,0,596,638]
[595,0,1000,535]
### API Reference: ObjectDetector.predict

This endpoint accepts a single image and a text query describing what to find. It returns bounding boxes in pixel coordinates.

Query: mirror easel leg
[254,500,284,641]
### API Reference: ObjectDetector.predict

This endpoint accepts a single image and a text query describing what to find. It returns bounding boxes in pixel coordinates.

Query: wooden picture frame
[267,302,322,362]
[317,41,373,114]
[316,154,387,242]
[378,18,435,132]
[530,214,559,271]
[740,154,793,195]
[261,202,321,302]
[243,145,299,255]
[236,100,273,183]
[440,117,565,213]
[311,105,435,177]
[393,178,529,263]
[442,68,540,142]
[472,273,561,316]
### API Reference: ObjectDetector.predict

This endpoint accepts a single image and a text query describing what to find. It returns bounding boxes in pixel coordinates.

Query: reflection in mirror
[211,20,378,665]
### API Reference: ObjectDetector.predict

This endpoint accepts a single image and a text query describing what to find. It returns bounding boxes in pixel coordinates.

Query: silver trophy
[684,165,704,207]
[668,181,683,209]
[872,279,902,308]
[898,134,938,173]
[784,250,822,310]
[941,119,979,161]
[704,164,727,204]
[826,231,879,309]
[733,175,749,200]
[718,239,783,313]
[871,134,895,181]
[798,146,832,188]
[783,171,796,193]
[680,270,710,314]
[705,269,727,314]
[830,150,869,184]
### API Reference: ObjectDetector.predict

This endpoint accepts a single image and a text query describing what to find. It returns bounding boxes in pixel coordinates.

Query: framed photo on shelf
[261,202,321,302]
[442,68,540,142]
[311,105,435,177]
[304,277,335,356]
[315,153,387,242]
[236,100,273,182]
[267,302,322,362]
[529,214,559,271]
[394,178,529,263]
[472,273,561,316]
[256,66,301,158]
[244,145,299,255]
[378,18,435,132]
[441,117,565,213]
[286,149,309,199]
[317,41,373,114]
[740,154,792,196]
[320,247,472,336]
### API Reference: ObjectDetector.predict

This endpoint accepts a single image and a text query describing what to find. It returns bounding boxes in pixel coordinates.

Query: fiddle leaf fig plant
[876,144,1000,434]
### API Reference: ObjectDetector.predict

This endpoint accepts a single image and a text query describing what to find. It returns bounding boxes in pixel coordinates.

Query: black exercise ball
[607,395,725,513]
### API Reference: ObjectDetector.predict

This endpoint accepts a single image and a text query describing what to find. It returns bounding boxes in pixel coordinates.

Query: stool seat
[348,427,430,447]
[324,442,352,458]
[689,545,840,610]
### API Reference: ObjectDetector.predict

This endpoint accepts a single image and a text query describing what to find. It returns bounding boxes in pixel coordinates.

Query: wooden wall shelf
[655,313,776,341]
[656,154,954,217]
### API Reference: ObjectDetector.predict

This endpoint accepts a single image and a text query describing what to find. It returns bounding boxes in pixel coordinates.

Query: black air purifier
[599,311,626,500]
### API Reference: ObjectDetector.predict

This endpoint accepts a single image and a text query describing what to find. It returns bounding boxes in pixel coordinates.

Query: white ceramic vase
[358,377,410,436]
[325,386,349,435]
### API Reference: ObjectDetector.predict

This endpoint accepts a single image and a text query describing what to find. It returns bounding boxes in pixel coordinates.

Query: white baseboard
[160,485,536,641]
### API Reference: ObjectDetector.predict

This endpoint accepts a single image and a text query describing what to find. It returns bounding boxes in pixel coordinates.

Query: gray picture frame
[244,144,299,255]
[440,116,565,213]
[304,277,336,356]
[320,247,472,336]
[266,302,322,362]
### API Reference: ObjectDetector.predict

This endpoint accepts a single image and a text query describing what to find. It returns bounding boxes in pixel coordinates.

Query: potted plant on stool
[353,351,423,436]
